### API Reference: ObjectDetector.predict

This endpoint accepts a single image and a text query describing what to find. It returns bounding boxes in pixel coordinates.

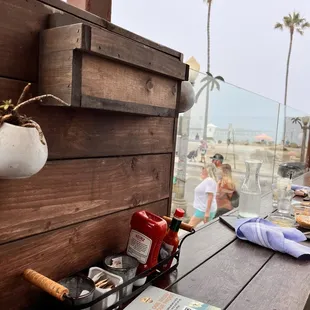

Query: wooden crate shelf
[39,23,188,116]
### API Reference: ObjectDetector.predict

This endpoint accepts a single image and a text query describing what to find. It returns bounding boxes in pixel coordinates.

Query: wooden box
[39,23,188,116]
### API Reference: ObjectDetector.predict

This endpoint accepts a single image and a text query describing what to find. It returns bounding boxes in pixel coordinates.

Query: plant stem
[21,120,46,145]
[14,94,70,112]
[17,83,32,105]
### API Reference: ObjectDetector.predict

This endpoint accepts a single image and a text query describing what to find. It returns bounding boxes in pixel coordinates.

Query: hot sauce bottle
[159,208,185,270]
[126,210,167,286]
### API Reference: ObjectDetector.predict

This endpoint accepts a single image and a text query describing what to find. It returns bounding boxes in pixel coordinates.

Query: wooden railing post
[67,0,112,21]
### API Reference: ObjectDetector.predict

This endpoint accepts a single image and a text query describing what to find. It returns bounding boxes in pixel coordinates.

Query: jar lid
[174,208,185,218]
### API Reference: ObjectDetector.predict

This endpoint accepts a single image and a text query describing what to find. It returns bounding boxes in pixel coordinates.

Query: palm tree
[196,72,224,139]
[275,12,310,146]
[202,0,214,139]
[291,117,302,125]
[203,0,213,73]
[195,72,224,100]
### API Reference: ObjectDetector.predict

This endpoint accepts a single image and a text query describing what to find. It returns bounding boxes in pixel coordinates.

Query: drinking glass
[268,188,295,227]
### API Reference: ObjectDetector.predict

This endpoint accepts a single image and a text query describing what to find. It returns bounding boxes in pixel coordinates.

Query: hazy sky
[112,0,310,113]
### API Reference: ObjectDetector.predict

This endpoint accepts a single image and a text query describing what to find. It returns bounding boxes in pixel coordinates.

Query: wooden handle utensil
[163,216,194,232]
[23,269,69,301]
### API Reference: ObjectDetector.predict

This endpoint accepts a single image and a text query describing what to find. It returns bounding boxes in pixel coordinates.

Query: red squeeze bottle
[126,210,167,286]
[159,208,185,271]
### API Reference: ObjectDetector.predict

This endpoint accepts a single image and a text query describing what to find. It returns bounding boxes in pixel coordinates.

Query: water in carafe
[238,192,261,218]
[238,160,262,218]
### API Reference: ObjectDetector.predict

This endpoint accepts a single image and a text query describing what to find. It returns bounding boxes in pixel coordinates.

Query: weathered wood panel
[0,0,50,81]
[91,27,187,80]
[0,77,33,103]
[0,78,174,159]
[227,252,310,310]
[0,154,171,243]
[41,23,186,79]
[0,200,168,310]
[45,9,182,58]
[0,1,181,310]
[40,23,186,80]
[39,23,185,115]
[39,50,74,104]
[40,23,88,54]
[28,105,175,159]
[81,54,178,110]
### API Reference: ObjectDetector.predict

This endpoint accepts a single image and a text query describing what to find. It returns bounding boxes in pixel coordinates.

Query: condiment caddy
[22,212,195,310]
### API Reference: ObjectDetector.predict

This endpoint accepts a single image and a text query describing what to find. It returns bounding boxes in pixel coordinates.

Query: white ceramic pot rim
[2,121,40,131]
[2,121,46,145]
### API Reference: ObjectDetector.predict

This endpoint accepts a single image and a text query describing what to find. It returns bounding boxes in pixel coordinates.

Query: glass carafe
[238,160,262,218]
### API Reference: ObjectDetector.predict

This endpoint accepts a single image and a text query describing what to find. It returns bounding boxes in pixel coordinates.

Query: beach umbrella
[255,133,273,141]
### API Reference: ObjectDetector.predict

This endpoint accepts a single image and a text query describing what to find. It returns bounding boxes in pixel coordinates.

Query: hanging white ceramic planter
[178,81,195,113]
[0,83,69,179]
[0,122,48,179]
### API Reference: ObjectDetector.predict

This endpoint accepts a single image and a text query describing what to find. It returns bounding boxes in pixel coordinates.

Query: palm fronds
[195,72,225,102]
[275,12,310,36]
[291,117,302,127]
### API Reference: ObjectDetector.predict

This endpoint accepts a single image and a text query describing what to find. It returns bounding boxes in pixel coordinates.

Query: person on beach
[210,153,224,168]
[188,163,218,227]
[215,164,237,217]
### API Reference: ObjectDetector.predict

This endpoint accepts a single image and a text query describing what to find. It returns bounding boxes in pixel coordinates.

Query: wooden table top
[156,173,310,310]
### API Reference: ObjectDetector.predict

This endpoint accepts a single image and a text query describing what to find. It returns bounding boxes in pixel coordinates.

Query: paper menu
[125,285,221,310]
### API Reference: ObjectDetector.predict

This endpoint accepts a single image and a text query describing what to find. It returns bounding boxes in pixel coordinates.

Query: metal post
[203,85,210,140]
[301,125,307,163]
[172,109,191,215]
[171,60,199,218]
[232,128,236,169]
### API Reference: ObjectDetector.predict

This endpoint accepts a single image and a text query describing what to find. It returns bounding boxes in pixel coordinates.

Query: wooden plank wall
[0,0,180,309]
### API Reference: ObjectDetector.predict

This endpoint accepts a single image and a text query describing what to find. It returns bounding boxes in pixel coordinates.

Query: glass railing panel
[173,70,282,223]
[276,104,310,178]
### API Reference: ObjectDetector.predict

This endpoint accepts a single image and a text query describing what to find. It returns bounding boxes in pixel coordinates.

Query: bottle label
[159,241,174,264]
[127,229,152,264]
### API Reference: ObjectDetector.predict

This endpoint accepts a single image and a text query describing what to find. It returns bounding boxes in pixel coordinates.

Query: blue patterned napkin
[236,218,310,259]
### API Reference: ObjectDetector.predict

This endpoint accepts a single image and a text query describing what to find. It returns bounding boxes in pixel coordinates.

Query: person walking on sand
[215,164,237,217]
[188,163,218,227]
[199,140,208,163]
[210,153,224,181]
[210,153,224,168]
